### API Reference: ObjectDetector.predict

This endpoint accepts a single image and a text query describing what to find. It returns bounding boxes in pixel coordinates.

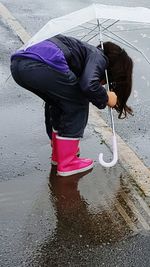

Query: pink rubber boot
[51,129,58,165]
[51,130,80,165]
[56,136,94,176]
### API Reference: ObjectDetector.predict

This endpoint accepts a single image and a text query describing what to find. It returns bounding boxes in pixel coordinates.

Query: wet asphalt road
[1,0,150,266]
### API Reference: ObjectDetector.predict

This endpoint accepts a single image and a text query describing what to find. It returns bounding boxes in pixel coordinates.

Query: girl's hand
[107,91,117,107]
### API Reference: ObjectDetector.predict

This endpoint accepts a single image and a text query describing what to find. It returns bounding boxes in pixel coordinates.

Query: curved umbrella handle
[99,134,118,167]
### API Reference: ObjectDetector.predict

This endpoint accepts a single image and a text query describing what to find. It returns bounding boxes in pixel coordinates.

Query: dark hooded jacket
[49,34,109,109]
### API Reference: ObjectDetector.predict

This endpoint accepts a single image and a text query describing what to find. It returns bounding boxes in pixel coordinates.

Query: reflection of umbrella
[24,4,150,166]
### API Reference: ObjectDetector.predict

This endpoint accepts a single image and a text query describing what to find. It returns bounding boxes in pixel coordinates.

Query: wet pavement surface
[1,117,150,266]
[1,0,150,266]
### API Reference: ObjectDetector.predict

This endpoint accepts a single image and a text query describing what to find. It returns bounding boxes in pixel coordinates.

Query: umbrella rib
[102,32,135,49]
[85,33,99,43]
[80,25,98,40]
[102,20,120,31]
[80,20,113,42]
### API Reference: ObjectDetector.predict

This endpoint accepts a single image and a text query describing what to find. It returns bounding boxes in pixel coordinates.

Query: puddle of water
[2,162,150,267]
[1,127,150,266]
[25,162,150,266]
[22,165,137,266]
[48,165,131,241]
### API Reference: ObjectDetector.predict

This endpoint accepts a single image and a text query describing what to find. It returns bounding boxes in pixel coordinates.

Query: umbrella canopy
[24,4,150,48]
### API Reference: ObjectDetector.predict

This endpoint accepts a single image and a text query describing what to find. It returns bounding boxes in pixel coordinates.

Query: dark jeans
[10,57,89,138]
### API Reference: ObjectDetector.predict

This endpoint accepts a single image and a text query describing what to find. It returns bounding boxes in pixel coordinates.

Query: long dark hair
[98,42,133,119]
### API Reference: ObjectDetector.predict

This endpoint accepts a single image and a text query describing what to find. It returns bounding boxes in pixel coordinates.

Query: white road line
[101,195,126,228]
[120,191,150,231]
[104,174,150,231]
[108,198,138,232]
[114,200,137,232]
[130,187,150,218]
[0,2,30,43]
[103,188,138,231]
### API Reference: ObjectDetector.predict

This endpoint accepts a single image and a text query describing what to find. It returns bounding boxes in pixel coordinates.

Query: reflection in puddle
[49,166,133,244]
[23,163,150,267]
[27,165,145,266]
